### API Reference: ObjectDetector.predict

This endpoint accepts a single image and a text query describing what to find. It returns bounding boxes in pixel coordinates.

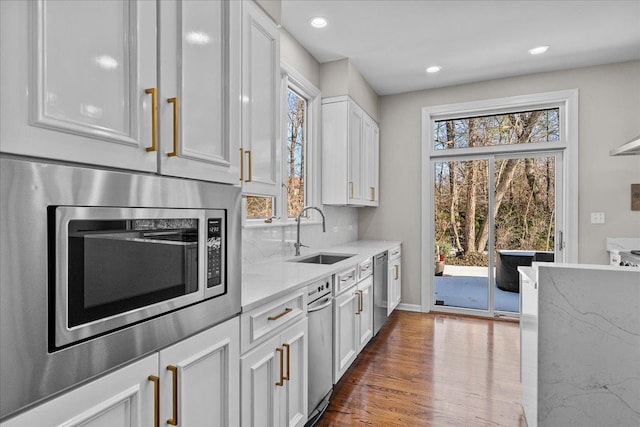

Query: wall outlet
[590,212,605,224]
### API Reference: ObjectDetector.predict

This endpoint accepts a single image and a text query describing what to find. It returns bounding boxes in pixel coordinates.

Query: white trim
[281,62,322,221]
[420,89,579,314]
[395,303,422,313]
[243,63,322,226]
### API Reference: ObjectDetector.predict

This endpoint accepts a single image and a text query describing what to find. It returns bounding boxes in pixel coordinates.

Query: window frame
[243,63,321,227]
[420,89,579,312]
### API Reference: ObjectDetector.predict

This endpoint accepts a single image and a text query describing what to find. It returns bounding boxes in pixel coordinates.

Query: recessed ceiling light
[528,45,549,55]
[426,65,441,74]
[310,17,328,28]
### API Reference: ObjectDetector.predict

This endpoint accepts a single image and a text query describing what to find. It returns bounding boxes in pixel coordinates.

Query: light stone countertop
[241,240,401,312]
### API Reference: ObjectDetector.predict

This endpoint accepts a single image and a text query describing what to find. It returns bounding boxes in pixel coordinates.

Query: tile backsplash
[242,206,358,264]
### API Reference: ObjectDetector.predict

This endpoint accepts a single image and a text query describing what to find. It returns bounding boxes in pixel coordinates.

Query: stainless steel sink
[289,253,354,265]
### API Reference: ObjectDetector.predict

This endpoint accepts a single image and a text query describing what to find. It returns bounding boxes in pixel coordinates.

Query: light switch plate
[590,212,605,224]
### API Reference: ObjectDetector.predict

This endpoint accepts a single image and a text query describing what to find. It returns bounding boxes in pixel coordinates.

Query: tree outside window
[287,88,306,218]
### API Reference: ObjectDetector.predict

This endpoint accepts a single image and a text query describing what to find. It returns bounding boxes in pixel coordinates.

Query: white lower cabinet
[241,318,308,427]
[159,317,240,427]
[333,287,359,383]
[356,276,374,351]
[1,317,240,427]
[333,276,374,383]
[388,246,402,315]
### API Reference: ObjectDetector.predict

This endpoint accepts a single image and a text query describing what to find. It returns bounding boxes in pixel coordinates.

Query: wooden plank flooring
[317,311,527,427]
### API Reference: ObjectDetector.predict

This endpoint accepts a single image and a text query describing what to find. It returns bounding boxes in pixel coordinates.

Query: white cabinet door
[388,257,402,315]
[1,354,157,427]
[241,0,281,196]
[241,334,280,427]
[158,0,241,184]
[333,288,358,383]
[0,0,157,172]
[241,319,307,427]
[279,319,308,427]
[321,97,379,207]
[356,276,374,351]
[159,316,240,427]
[347,104,364,204]
[362,117,379,207]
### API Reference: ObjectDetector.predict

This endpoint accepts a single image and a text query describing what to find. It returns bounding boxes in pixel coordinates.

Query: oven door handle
[308,297,332,313]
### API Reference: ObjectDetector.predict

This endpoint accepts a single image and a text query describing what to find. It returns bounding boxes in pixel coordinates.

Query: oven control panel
[207,218,223,287]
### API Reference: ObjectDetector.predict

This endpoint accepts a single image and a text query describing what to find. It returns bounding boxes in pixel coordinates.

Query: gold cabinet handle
[245,150,253,182]
[283,343,290,381]
[394,265,399,280]
[275,347,284,386]
[349,181,354,199]
[145,88,158,152]
[370,186,376,201]
[148,375,160,427]
[166,365,178,426]
[239,148,244,181]
[167,97,179,157]
[268,307,292,321]
[355,290,362,315]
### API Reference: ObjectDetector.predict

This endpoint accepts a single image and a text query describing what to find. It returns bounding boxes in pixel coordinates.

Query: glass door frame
[429,152,563,318]
[420,89,579,317]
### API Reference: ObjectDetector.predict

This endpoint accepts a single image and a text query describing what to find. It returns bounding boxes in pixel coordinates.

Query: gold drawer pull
[245,150,253,182]
[167,365,178,425]
[167,97,179,157]
[145,88,158,152]
[148,375,160,427]
[276,347,284,386]
[268,307,292,321]
[283,343,290,381]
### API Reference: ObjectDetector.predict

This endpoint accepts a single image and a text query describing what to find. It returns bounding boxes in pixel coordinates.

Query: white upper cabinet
[322,97,379,206]
[158,0,241,184]
[362,116,380,207]
[1,0,242,184]
[240,0,281,196]
[0,0,158,172]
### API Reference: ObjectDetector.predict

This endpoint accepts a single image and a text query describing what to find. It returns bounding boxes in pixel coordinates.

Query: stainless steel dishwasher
[305,276,333,426]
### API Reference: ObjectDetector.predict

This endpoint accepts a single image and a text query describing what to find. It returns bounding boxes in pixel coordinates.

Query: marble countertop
[517,266,537,283]
[242,240,401,311]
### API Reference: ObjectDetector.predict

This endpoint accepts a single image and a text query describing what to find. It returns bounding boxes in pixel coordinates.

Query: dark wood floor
[317,311,527,427]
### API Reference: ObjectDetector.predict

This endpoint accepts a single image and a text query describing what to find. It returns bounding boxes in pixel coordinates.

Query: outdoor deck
[434,264,520,313]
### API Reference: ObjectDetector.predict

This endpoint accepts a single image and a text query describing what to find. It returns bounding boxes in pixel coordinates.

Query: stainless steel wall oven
[0,157,241,420]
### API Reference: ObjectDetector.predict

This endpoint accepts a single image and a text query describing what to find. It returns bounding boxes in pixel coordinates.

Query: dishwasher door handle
[308,297,332,313]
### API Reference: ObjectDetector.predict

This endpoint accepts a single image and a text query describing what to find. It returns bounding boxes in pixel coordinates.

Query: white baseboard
[396,303,422,312]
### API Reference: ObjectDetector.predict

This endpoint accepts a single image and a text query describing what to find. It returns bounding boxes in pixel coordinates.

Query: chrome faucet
[295,206,326,256]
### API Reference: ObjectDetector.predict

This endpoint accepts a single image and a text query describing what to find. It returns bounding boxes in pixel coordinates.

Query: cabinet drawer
[241,291,305,354]
[357,257,373,281]
[389,245,402,261]
[335,267,357,295]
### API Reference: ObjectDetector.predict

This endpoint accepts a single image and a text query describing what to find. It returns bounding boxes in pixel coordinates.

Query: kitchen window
[244,65,321,225]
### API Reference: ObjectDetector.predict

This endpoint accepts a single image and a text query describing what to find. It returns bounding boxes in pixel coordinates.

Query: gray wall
[359,60,640,307]
[320,58,380,121]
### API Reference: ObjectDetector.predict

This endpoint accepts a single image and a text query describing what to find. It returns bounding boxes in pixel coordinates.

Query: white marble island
[519,263,640,427]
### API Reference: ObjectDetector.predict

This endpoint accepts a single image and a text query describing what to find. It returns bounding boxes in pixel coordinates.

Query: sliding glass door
[433,153,561,316]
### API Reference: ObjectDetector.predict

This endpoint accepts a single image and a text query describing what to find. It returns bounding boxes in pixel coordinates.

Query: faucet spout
[295,206,326,256]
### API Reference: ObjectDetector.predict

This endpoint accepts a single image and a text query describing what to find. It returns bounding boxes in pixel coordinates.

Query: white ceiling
[281,0,640,96]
